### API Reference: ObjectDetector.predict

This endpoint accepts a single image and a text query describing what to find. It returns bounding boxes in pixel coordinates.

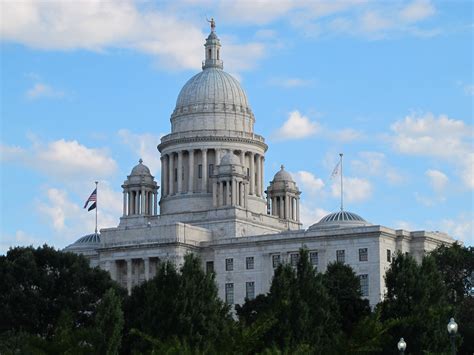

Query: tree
[431,242,474,304]
[380,253,452,354]
[323,262,371,335]
[0,245,119,339]
[94,288,124,355]
[124,254,234,353]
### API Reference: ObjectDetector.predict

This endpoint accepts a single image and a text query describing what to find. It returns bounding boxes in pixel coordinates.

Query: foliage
[0,245,119,339]
[94,288,124,355]
[124,254,234,353]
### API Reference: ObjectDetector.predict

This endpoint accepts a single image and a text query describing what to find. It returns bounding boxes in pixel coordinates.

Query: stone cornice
[158,134,268,152]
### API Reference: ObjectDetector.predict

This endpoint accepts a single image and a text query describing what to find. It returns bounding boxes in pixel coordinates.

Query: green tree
[94,288,124,355]
[380,253,452,354]
[0,245,119,339]
[124,254,234,353]
[323,262,371,336]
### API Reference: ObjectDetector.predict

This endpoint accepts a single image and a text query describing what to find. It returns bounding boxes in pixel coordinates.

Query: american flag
[83,188,97,209]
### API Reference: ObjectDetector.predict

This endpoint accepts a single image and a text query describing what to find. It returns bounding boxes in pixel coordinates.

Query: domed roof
[220,151,241,165]
[308,210,371,231]
[64,232,100,251]
[130,159,151,176]
[175,68,249,110]
[273,165,294,182]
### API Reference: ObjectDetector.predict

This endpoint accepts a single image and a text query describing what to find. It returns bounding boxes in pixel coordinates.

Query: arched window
[208,48,211,59]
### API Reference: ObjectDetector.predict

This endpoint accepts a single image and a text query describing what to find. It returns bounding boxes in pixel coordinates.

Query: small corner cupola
[202,18,223,70]
[266,165,301,222]
[122,159,160,217]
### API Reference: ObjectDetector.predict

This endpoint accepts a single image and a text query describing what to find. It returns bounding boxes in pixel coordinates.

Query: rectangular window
[310,251,319,268]
[198,164,202,178]
[387,249,392,262]
[247,168,250,177]
[225,283,234,304]
[246,256,254,270]
[359,248,368,262]
[359,274,369,297]
[246,281,255,300]
[272,254,281,268]
[206,261,214,274]
[225,258,233,271]
[208,164,214,177]
[336,250,345,264]
[290,253,299,267]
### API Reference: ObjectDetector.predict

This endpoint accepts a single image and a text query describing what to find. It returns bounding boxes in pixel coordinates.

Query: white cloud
[292,171,325,195]
[331,177,372,203]
[1,138,117,181]
[299,204,329,228]
[0,230,40,255]
[269,77,314,88]
[400,0,436,23]
[389,112,473,189]
[118,129,162,176]
[425,169,448,192]
[330,128,364,142]
[273,110,321,140]
[394,220,416,231]
[438,213,473,245]
[351,151,404,184]
[414,192,445,207]
[26,82,65,99]
[217,0,295,25]
[0,0,266,72]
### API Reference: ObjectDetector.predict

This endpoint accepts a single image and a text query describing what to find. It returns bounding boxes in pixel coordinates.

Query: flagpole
[95,181,98,234]
[340,153,344,211]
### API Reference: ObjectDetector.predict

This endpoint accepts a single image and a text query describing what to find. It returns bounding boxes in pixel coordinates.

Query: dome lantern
[266,165,301,222]
[203,18,223,70]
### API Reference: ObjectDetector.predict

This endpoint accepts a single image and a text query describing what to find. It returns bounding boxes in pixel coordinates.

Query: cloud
[0,230,40,255]
[299,204,329,229]
[292,171,325,195]
[26,82,64,99]
[331,177,372,203]
[118,129,162,175]
[36,185,121,245]
[269,77,314,88]
[273,110,321,140]
[330,128,365,142]
[425,169,448,192]
[0,0,266,72]
[399,0,436,23]
[351,151,404,184]
[1,138,117,181]
[463,84,474,96]
[438,213,473,245]
[388,112,473,189]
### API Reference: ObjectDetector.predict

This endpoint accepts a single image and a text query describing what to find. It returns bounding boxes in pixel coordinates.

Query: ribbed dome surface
[64,233,100,251]
[273,165,294,182]
[175,68,249,110]
[131,159,151,176]
[308,211,371,231]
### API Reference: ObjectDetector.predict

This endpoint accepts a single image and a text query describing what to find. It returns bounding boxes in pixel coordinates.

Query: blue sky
[1,0,473,252]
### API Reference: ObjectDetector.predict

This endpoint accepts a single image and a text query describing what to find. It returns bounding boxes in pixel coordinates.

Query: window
[208,164,214,176]
[246,281,255,300]
[225,283,234,304]
[206,261,214,273]
[336,250,345,264]
[246,256,254,270]
[198,164,202,178]
[174,168,177,182]
[208,48,211,59]
[272,254,281,268]
[310,251,319,268]
[247,168,250,177]
[387,249,392,262]
[217,49,220,60]
[290,253,299,267]
[359,248,368,262]
[225,258,233,271]
[182,165,184,180]
[359,274,369,297]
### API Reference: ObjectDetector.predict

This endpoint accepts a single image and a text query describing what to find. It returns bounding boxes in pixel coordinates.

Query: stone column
[154,192,158,215]
[163,154,168,196]
[160,157,164,196]
[188,149,194,194]
[123,191,127,216]
[212,181,217,207]
[261,156,265,198]
[126,259,132,295]
[202,149,208,192]
[249,152,255,195]
[215,149,221,165]
[240,150,245,165]
[168,153,174,195]
[141,188,145,215]
[244,183,248,208]
[296,197,300,222]
[219,181,224,206]
[177,151,183,193]
[134,190,139,215]
[285,195,290,219]
[144,258,150,281]
[231,180,236,206]
[256,154,262,196]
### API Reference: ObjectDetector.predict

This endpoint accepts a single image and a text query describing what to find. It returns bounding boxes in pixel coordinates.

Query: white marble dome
[308,210,372,230]
[273,165,294,182]
[130,159,151,176]
[220,151,241,165]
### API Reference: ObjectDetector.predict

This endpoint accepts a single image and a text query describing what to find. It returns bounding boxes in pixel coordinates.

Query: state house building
[65,23,454,307]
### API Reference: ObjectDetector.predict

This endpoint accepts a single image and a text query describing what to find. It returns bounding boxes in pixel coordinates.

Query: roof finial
[281,164,285,170]
[207,17,216,32]
[139,158,143,164]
